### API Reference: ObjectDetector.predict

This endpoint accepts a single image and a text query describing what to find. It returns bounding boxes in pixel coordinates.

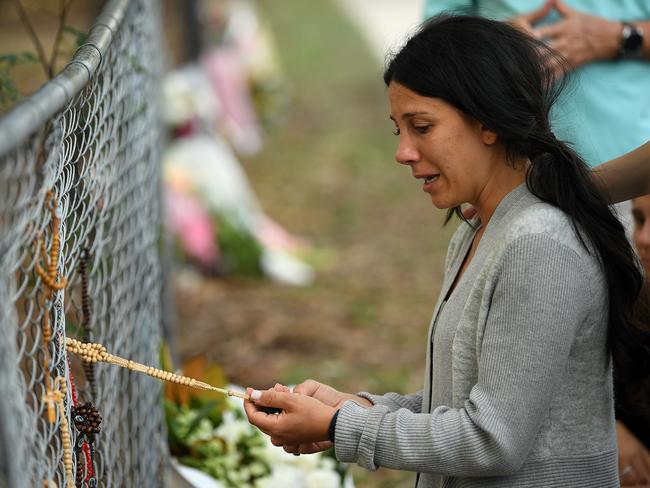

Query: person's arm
[334,235,592,475]
[593,141,650,204]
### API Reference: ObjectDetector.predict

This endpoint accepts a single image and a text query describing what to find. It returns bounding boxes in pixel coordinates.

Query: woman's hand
[617,420,650,486]
[244,387,337,449]
[293,379,372,409]
[263,383,334,454]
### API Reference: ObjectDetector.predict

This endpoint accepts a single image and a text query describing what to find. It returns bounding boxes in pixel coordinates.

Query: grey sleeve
[356,391,423,413]
[334,236,593,475]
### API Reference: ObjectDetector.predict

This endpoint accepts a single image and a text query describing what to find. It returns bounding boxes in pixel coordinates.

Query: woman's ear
[480,124,498,145]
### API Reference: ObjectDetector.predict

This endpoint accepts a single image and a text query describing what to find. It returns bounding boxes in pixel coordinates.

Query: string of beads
[78,248,97,399]
[35,191,67,291]
[42,377,75,488]
[34,191,75,488]
[65,338,251,400]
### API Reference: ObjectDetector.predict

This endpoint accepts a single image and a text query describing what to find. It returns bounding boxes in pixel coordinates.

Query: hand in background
[508,0,554,37]
[617,420,650,486]
[533,0,622,70]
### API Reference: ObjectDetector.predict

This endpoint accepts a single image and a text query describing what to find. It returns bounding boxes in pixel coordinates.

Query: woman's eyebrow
[389,112,431,121]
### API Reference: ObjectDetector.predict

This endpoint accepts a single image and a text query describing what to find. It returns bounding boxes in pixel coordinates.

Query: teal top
[422,0,650,166]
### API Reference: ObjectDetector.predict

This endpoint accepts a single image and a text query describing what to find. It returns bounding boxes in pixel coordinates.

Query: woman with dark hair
[244,15,650,487]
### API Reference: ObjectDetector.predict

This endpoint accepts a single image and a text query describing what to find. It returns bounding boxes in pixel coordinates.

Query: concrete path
[334,0,425,62]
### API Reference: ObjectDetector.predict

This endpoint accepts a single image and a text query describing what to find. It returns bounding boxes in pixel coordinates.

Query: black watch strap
[619,22,644,59]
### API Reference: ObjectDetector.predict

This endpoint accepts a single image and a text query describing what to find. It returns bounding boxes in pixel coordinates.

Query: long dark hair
[384,15,649,411]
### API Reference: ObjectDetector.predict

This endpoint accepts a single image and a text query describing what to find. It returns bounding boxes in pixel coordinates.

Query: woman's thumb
[251,388,291,408]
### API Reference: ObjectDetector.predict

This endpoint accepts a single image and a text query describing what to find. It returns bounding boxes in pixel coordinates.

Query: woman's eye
[632,211,644,227]
[392,127,400,136]
[414,125,431,134]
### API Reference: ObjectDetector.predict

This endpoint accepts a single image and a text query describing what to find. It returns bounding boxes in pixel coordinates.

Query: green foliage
[63,25,87,49]
[0,53,39,65]
[216,216,263,276]
[164,399,271,487]
[0,52,38,109]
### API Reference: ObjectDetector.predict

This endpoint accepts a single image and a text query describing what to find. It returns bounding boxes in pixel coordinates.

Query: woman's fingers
[293,379,319,396]
[274,383,292,393]
[298,441,333,454]
[243,388,284,434]
[282,443,299,454]
[278,441,333,455]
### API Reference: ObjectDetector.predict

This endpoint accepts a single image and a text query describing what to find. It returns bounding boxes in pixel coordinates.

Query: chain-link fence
[0,0,168,486]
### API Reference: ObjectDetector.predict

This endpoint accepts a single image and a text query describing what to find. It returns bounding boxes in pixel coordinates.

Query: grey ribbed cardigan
[334,184,619,487]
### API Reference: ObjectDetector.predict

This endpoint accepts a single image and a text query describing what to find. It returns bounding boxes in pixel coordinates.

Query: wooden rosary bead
[71,403,101,436]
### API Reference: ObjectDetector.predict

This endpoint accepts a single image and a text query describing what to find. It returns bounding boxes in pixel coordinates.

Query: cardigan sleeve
[334,235,596,476]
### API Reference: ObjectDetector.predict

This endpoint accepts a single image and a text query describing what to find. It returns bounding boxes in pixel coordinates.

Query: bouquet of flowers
[165,359,352,488]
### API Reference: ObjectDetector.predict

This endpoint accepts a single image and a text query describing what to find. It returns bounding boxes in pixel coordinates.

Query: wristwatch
[619,22,644,59]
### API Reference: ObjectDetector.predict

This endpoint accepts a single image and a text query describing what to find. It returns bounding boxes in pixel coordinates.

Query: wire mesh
[0,1,168,486]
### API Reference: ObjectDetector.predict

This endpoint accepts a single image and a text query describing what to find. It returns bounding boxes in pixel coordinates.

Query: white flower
[305,469,341,488]
[185,418,213,443]
[319,457,336,472]
[255,465,304,488]
[290,451,321,471]
[249,461,267,477]
[215,417,253,446]
[256,436,291,465]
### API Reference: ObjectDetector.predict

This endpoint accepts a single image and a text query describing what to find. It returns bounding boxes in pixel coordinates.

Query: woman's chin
[429,195,460,210]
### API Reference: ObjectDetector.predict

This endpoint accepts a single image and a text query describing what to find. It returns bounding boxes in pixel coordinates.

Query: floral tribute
[164,357,350,488]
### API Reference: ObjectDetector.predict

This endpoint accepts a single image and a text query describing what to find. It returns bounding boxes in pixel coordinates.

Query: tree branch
[48,0,74,75]
[11,0,52,79]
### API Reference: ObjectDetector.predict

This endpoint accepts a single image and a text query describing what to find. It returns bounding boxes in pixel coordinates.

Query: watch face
[625,31,644,53]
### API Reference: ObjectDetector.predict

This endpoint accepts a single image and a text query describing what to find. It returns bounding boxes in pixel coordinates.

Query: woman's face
[632,195,650,272]
[388,82,499,209]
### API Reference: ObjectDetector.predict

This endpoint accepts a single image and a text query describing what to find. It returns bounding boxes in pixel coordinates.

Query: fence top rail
[0,0,131,159]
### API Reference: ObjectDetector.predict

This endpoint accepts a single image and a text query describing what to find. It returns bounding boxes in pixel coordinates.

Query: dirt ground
[171,1,457,486]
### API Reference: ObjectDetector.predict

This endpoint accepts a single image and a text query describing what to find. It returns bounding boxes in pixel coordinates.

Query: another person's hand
[244,387,337,454]
[533,0,622,71]
[617,420,650,486]
[508,0,554,37]
[293,379,372,409]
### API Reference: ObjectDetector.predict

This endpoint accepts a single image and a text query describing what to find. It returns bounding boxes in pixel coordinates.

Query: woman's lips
[422,174,440,191]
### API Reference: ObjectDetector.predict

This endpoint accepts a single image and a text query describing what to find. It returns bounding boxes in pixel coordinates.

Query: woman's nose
[395,139,418,165]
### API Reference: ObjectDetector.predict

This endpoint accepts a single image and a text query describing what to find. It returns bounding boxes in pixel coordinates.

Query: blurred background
[0,1,460,487]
